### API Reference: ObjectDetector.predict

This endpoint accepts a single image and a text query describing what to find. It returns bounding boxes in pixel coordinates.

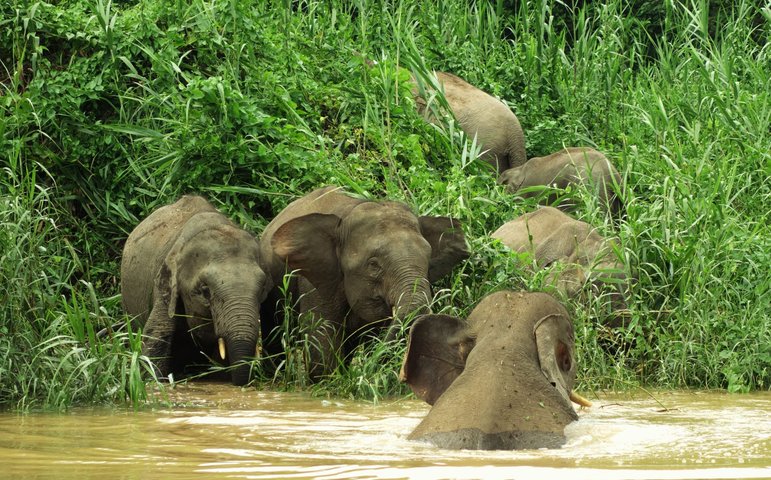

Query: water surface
[2,384,770,479]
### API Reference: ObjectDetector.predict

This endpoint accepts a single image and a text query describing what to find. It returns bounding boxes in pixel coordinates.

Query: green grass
[0,161,155,409]
[1,0,769,408]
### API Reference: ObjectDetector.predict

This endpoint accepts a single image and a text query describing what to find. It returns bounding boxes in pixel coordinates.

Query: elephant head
[263,186,469,376]
[400,290,591,450]
[538,226,630,329]
[492,207,631,330]
[497,147,624,218]
[272,201,467,330]
[121,196,271,386]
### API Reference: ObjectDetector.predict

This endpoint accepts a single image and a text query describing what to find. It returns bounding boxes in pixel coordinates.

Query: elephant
[498,147,623,217]
[259,185,469,378]
[411,71,527,174]
[121,195,271,386]
[491,206,630,329]
[400,290,591,450]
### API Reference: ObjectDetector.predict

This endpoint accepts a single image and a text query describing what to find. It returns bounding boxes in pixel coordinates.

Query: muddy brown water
[2,384,769,479]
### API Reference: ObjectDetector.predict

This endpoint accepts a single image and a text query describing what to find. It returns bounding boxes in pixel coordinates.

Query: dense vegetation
[1,0,769,410]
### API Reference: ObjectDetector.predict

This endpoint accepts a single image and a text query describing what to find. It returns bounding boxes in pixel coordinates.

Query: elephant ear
[533,222,586,268]
[419,216,469,283]
[534,312,575,407]
[399,314,474,405]
[139,248,182,378]
[271,213,343,292]
[154,245,181,320]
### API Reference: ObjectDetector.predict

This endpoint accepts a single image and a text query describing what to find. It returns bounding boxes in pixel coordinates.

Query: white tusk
[569,390,592,407]
[218,337,226,360]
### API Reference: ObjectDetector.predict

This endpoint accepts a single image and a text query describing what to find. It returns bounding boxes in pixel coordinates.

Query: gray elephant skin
[400,290,590,450]
[260,185,469,378]
[412,71,526,174]
[121,195,271,386]
[498,147,623,217]
[492,206,630,329]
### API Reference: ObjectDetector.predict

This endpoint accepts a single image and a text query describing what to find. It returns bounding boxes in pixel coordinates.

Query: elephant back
[521,147,623,216]
[121,195,217,326]
[492,206,567,253]
[416,72,526,174]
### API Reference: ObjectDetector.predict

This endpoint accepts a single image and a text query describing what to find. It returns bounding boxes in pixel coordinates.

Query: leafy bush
[1,0,769,408]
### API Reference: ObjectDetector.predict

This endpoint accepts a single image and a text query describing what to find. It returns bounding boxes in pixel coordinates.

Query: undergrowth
[1,0,769,408]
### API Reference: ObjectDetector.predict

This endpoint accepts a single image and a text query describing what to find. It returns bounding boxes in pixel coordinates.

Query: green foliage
[0,162,154,409]
[313,336,410,402]
[1,0,769,408]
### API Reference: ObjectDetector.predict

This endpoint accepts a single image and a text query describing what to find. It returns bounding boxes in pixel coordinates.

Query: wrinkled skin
[412,71,527,174]
[260,186,469,378]
[492,207,630,329]
[121,196,271,386]
[498,147,624,217]
[401,290,584,450]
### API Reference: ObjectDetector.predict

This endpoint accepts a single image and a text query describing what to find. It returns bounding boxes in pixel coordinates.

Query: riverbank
[1,0,769,409]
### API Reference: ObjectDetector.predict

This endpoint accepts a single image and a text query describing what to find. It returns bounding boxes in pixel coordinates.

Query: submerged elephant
[401,290,591,450]
[260,186,469,378]
[412,71,526,174]
[492,206,630,329]
[121,195,271,386]
[498,147,623,217]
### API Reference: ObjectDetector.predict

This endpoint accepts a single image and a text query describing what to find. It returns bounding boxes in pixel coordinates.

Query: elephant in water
[260,185,469,378]
[492,206,630,329]
[400,290,591,450]
[412,71,526,174]
[121,195,271,386]
[498,147,623,217]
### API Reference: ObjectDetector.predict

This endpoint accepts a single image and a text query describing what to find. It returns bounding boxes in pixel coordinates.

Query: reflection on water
[2,384,770,480]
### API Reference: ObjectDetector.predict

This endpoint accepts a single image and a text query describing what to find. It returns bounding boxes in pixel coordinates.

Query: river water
[2,383,769,479]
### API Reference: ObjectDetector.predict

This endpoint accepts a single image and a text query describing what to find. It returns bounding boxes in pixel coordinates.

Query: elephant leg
[297,278,346,379]
[141,302,177,380]
[141,322,174,380]
[258,287,287,373]
[299,310,343,380]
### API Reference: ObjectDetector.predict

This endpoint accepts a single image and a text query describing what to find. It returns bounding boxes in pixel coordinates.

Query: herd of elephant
[120,71,630,451]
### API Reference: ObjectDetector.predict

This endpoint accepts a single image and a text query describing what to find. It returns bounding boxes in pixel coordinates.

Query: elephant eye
[366,258,383,277]
[199,285,211,300]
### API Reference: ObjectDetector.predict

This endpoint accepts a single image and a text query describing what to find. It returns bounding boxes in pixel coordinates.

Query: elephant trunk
[387,272,432,340]
[226,337,257,386]
[212,297,261,386]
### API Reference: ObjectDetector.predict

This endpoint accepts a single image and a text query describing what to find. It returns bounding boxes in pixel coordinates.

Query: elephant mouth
[350,297,392,323]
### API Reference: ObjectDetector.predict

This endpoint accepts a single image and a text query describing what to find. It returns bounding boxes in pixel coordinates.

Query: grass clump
[0,162,155,409]
[1,0,769,408]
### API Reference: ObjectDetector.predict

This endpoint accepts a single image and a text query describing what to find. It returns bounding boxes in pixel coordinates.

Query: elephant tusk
[218,337,226,360]
[569,390,592,407]
[255,343,262,359]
